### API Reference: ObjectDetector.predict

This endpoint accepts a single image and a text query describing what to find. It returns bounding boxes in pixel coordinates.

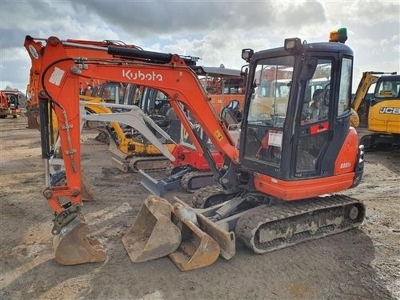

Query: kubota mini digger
[35,28,365,271]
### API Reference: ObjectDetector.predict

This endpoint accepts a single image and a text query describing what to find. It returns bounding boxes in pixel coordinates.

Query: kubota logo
[122,70,163,82]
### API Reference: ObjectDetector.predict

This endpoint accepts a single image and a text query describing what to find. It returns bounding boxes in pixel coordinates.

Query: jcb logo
[379,107,400,115]
[122,70,163,82]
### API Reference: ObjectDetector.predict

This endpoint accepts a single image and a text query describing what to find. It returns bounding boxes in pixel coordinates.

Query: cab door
[294,56,353,178]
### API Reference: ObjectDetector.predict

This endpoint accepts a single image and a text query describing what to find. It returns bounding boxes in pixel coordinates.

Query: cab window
[337,57,352,116]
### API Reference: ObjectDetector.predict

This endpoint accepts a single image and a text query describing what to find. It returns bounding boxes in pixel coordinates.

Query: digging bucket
[122,195,181,263]
[81,174,94,201]
[53,217,107,265]
[169,203,220,271]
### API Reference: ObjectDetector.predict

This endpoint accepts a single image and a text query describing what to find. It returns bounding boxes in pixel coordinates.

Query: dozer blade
[122,195,181,263]
[53,217,107,265]
[169,203,220,271]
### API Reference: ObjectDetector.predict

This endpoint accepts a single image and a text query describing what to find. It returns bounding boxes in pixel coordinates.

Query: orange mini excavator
[35,28,365,270]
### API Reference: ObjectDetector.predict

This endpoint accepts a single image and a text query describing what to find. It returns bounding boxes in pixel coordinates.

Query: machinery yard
[1,115,399,299]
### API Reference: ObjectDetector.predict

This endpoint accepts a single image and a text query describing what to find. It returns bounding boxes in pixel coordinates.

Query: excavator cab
[238,35,363,200]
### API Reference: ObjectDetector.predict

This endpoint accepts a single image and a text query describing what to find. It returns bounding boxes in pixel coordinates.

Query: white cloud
[0,0,399,93]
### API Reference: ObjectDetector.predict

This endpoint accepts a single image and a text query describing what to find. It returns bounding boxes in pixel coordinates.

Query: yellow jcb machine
[83,85,179,172]
[351,71,400,150]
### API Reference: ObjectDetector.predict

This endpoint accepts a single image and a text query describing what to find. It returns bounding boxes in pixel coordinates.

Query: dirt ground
[1,116,399,300]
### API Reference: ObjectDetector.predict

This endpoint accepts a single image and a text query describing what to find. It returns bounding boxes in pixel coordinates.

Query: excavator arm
[40,37,239,173]
[38,36,239,266]
[351,72,380,112]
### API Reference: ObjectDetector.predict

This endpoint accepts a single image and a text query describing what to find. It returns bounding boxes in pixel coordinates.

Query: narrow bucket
[169,203,220,271]
[122,195,181,263]
[53,218,107,265]
[81,174,94,201]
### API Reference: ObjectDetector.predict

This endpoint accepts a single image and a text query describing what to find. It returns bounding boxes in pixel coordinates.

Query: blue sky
[0,0,399,93]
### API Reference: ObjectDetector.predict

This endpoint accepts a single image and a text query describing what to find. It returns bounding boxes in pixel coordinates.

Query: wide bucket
[122,195,181,263]
[53,217,107,265]
[169,203,220,271]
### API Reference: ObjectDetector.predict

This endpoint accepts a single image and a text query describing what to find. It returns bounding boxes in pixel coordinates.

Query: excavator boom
[36,35,238,266]
[24,35,141,129]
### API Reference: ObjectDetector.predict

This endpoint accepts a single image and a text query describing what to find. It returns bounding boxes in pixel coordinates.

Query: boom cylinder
[108,46,172,63]
[39,98,52,159]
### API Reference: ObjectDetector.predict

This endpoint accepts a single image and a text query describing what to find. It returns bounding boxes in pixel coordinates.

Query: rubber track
[181,171,214,193]
[192,185,223,208]
[235,194,365,254]
[129,155,170,172]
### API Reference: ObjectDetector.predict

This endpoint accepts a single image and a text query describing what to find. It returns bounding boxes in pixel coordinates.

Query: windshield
[374,78,400,99]
[242,56,294,167]
[248,56,294,128]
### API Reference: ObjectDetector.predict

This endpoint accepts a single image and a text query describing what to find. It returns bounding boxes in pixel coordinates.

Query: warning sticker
[49,67,65,86]
[214,130,223,141]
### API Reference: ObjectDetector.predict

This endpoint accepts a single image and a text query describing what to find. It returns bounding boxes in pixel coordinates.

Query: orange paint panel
[334,127,359,175]
[254,173,355,201]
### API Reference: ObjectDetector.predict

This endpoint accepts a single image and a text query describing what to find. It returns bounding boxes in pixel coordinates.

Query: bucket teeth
[122,195,181,263]
[53,218,107,265]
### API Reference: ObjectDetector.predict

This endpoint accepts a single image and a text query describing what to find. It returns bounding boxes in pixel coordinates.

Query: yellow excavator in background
[350,71,400,150]
[83,85,178,172]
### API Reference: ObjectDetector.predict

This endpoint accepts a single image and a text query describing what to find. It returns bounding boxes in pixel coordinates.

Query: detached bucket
[122,195,181,263]
[169,203,220,271]
[81,174,94,201]
[27,114,40,129]
[53,218,107,265]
